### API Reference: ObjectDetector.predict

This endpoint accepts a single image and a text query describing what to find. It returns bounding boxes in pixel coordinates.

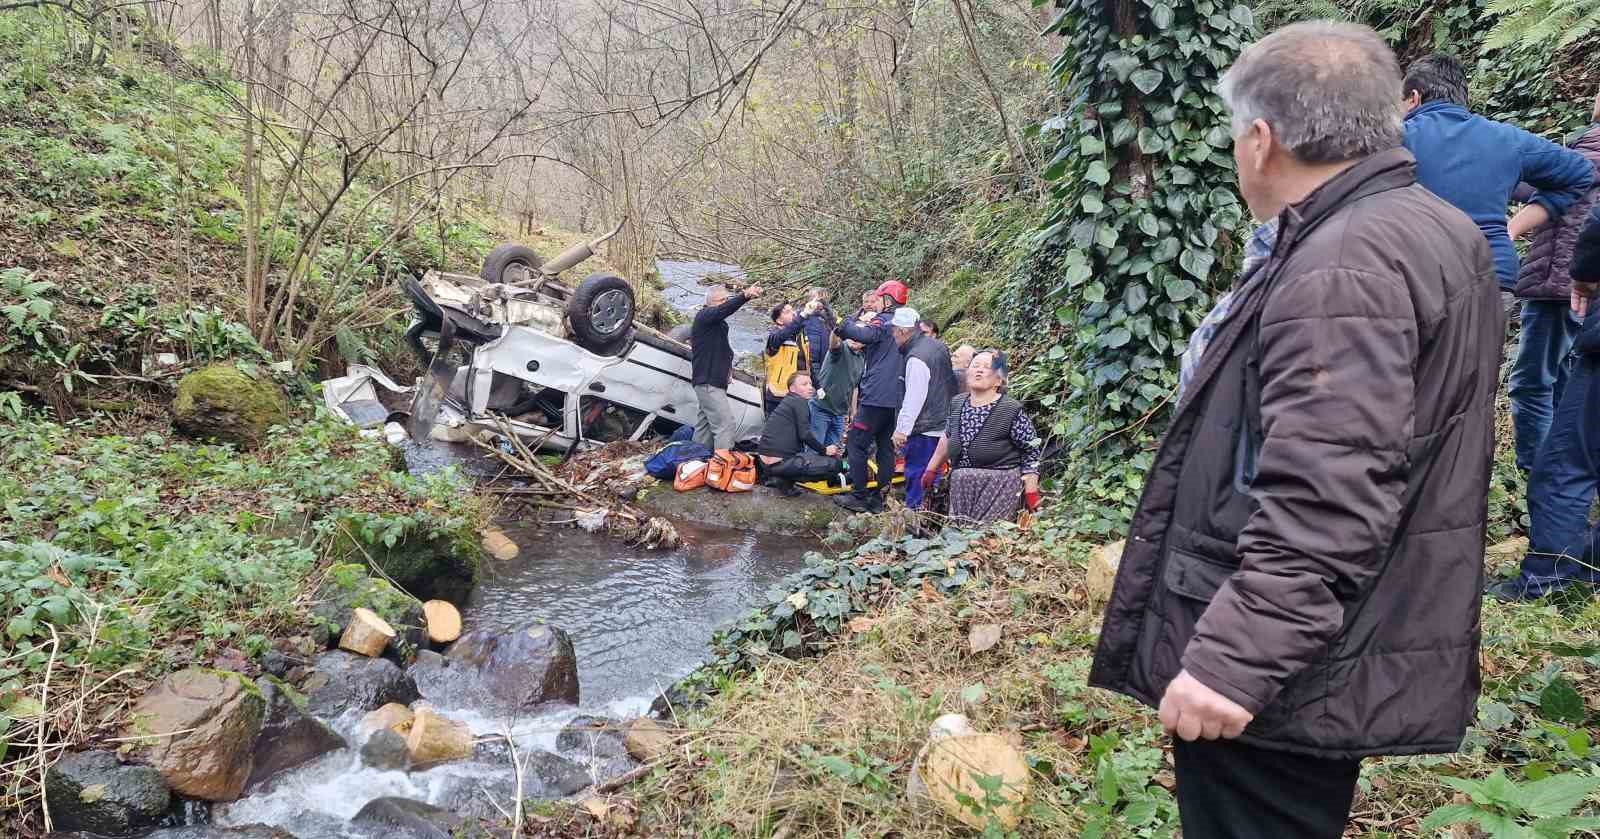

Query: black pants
[847,405,896,501]
[1173,738,1359,839]
[763,390,782,417]
[765,452,837,482]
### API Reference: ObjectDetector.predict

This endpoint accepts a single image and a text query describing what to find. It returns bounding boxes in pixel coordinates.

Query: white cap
[890,307,920,329]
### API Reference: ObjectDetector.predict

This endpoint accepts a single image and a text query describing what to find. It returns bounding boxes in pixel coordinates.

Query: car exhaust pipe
[541,215,628,277]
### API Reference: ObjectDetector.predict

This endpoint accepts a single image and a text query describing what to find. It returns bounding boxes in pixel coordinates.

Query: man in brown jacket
[1090,22,1502,838]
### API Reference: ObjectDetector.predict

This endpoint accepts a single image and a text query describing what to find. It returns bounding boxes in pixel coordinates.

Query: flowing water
[656,259,767,354]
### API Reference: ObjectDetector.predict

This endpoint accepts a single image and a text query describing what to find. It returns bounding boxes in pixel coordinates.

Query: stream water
[656,259,766,354]
[208,258,814,837]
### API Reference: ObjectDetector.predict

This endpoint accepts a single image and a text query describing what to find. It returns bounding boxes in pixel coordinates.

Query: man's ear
[1245,118,1273,176]
[1403,89,1422,111]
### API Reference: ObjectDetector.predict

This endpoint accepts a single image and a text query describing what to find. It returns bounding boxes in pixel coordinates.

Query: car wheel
[480,243,546,285]
[567,273,636,355]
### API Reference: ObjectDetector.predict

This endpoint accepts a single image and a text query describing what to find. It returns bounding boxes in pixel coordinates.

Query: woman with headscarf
[920,349,1042,525]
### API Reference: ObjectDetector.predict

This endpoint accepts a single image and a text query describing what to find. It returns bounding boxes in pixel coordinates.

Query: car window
[579,396,648,442]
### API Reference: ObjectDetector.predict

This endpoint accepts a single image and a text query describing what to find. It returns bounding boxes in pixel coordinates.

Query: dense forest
[0,0,1598,835]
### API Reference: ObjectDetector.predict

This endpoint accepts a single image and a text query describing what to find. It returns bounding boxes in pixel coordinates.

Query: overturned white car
[393,223,766,452]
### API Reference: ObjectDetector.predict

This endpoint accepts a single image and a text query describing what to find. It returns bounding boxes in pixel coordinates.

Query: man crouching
[1089,21,1502,838]
[758,372,841,495]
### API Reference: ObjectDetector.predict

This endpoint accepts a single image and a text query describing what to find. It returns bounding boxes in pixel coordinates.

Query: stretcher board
[795,458,905,495]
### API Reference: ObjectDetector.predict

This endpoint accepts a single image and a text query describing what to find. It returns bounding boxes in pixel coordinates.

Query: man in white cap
[890,307,957,509]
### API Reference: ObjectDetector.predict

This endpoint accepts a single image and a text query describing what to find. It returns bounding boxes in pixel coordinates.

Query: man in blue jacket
[833,280,909,513]
[1492,202,1600,600]
[1402,55,1594,479]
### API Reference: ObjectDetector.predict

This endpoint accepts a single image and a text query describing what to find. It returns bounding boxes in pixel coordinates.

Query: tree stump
[339,608,396,658]
[422,600,462,644]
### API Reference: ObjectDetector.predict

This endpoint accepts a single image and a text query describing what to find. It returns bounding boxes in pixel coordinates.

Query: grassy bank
[600,522,1599,838]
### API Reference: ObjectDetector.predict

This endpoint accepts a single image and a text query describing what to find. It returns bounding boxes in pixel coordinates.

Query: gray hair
[1218,21,1404,164]
[705,286,729,305]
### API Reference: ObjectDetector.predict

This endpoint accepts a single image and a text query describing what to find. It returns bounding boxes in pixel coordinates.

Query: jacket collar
[1274,147,1418,253]
[1405,100,1469,122]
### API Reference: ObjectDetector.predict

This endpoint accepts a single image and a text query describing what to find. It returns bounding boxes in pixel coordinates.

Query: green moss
[261,675,309,711]
[172,363,288,448]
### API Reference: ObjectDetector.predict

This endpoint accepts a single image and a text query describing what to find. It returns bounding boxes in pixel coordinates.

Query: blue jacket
[800,307,835,381]
[1574,204,1600,355]
[1403,101,1594,288]
[837,310,904,409]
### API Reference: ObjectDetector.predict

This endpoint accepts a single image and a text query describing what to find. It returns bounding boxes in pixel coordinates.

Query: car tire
[567,273,636,355]
[480,243,545,285]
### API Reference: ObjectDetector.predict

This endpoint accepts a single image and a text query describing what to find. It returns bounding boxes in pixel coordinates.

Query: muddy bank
[633,482,843,535]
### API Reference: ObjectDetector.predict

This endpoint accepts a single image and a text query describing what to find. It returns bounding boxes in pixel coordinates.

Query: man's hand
[825,444,840,457]
[1574,281,1597,317]
[892,431,908,448]
[744,284,764,298]
[1158,670,1253,741]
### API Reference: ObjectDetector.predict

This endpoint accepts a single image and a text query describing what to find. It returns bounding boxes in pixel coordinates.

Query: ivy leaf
[1229,4,1254,28]
[1104,52,1139,82]
[1539,676,1586,723]
[1081,135,1106,156]
[1179,249,1214,280]
[1083,282,1107,304]
[1169,165,1196,185]
[1164,278,1198,301]
[1138,214,1160,237]
[1124,283,1149,313]
[1111,119,1137,147]
[1065,262,1093,287]
[1150,3,1174,30]
[1130,68,1164,95]
[1082,193,1105,214]
[1137,127,1165,155]
[1152,237,1181,263]
[1086,161,1111,186]
[1103,328,1132,348]
[1096,225,1119,249]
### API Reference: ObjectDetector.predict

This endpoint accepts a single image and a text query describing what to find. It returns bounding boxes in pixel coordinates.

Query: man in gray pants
[691,282,762,448]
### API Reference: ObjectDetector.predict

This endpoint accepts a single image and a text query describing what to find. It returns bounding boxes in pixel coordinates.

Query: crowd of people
[686,277,1043,527]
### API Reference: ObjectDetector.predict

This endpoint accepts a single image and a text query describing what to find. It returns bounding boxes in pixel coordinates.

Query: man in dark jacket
[1494,202,1600,600]
[758,372,840,494]
[810,333,863,449]
[890,310,957,509]
[833,281,910,513]
[1092,23,1501,839]
[691,282,761,448]
[1402,54,1594,290]
[1504,96,1600,473]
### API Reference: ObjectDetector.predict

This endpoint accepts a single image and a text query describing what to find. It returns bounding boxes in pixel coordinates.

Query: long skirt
[948,466,1023,527]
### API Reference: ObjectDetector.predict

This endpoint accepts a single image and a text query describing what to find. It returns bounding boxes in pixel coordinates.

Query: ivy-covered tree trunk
[1008,0,1255,534]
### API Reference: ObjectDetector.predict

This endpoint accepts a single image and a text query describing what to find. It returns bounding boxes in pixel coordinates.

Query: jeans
[902,434,941,509]
[808,401,845,449]
[1173,738,1359,839]
[1520,354,1600,594]
[847,405,897,502]
[1508,300,1579,472]
[692,385,736,450]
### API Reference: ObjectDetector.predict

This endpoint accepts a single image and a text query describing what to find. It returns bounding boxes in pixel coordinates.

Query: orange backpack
[705,449,757,493]
[674,459,709,491]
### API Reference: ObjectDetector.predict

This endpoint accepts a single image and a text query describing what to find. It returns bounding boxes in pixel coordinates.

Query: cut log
[1086,540,1125,606]
[338,607,396,658]
[422,600,462,644]
[921,732,1030,830]
[480,528,519,560]
[358,703,415,737]
[405,708,473,766]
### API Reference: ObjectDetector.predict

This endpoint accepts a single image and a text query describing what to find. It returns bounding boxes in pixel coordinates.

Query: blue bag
[646,440,714,479]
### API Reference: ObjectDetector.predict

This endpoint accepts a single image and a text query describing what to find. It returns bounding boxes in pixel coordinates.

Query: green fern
[1483,0,1600,51]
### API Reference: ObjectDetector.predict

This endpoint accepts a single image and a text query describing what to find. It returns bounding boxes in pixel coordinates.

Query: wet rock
[556,715,635,783]
[361,728,411,771]
[60,827,297,839]
[172,363,288,448]
[309,563,425,657]
[44,749,170,834]
[301,651,419,718]
[260,650,300,679]
[124,669,265,801]
[246,678,346,790]
[623,718,675,762]
[635,481,841,535]
[648,681,708,721]
[524,749,596,797]
[410,623,578,714]
[351,797,467,839]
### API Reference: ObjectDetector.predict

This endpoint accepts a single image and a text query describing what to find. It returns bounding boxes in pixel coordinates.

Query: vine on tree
[1001,0,1255,534]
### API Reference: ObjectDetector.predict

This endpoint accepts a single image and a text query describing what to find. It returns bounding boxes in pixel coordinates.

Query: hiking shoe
[1484,575,1563,603]
[833,494,873,513]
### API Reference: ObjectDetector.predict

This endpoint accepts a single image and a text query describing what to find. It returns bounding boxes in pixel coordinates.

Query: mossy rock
[330,524,478,607]
[634,484,840,536]
[310,563,426,656]
[172,363,288,448]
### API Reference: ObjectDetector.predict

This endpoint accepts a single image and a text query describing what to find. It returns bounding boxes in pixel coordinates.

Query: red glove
[921,469,938,490]
[1024,489,1042,512]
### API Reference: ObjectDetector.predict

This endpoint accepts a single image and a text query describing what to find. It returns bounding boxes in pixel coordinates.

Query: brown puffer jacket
[1514,124,1600,300]
[1089,148,1503,760]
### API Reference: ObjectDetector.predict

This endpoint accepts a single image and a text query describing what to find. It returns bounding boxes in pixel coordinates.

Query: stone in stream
[556,715,637,783]
[245,678,346,790]
[44,749,171,834]
[57,828,295,839]
[351,797,484,839]
[123,668,266,801]
[300,650,420,719]
[360,728,411,771]
[428,750,591,821]
[624,717,676,762]
[408,622,578,715]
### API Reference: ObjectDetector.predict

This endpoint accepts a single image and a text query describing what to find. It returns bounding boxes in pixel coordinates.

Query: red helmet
[873,280,909,305]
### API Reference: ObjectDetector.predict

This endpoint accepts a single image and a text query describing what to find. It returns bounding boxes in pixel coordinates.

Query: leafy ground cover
[0,409,485,834]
